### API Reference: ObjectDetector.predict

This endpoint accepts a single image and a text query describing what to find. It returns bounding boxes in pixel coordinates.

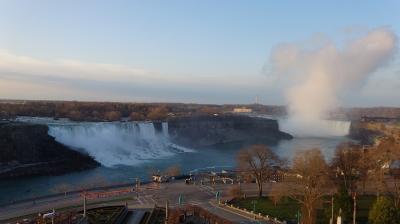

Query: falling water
[278,119,351,138]
[15,117,194,167]
[49,122,194,167]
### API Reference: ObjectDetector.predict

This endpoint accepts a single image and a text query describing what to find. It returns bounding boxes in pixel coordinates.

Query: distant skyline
[0,0,399,106]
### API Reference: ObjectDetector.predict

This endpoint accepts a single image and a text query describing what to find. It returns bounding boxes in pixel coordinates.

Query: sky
[0,0,399,106]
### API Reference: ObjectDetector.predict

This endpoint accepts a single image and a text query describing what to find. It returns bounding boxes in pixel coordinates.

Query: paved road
[124,209,147,224]
[202,202,262,223]
[0,181,265,223]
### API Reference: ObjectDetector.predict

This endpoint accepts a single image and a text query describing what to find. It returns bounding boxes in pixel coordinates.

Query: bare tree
[283,148,330,224]
[147,106,168,121]
[68,110,82,121]
[389,175,400,209]
[199,106,220,115]
[369,136,400,205]
[164,165,181,177]
[236,145,281,197]
[103,111,121,121]
[330,142,362,192]
[228,185,243,199]
[268,183,285,206]
[356,146,372,195]
[129,112,145,121]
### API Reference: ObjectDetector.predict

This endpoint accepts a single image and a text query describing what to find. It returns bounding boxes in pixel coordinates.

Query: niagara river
[0,117,351,203]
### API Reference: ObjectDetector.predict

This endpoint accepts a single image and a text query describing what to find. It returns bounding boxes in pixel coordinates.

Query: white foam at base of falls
[278,119,351,138]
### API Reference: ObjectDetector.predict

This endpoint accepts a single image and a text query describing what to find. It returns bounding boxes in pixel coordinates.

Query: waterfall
[48,122,194,167]
[278,119,351,137]
[15,117,193,167]
[323,120,351,136]
[48,122,195,167]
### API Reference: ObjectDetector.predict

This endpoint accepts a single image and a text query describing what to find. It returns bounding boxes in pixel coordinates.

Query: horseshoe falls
[278,119,351,138]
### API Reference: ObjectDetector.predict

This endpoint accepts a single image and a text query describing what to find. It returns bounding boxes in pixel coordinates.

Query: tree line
[0,100,288,121]
[1,100,398,121]
[0,101,181,121]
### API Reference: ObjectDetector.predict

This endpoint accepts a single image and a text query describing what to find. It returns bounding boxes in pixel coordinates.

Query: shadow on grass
[231,197,300,222]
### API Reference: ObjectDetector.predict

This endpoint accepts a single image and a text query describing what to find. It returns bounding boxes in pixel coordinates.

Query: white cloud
[0,49,154,82]
[0,49,267,103]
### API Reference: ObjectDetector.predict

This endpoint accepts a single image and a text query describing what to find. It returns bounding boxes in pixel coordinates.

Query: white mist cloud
[268,28,398,137]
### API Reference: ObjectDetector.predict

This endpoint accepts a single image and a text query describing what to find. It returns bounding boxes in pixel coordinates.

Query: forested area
[0,100,285,121]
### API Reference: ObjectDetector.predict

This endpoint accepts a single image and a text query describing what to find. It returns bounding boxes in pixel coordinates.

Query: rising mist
[269,28,397,137]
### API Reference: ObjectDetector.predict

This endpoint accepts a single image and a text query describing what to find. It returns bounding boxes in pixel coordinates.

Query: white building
[233,107,252,113]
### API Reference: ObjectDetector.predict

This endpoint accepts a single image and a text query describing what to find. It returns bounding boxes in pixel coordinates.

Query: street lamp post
[331,195,334,224]
[165,200,169,224]
[352,192,357,224]
[215,191,221,204]
[51,209,55,224]
[135,177,140,191]
[83,194,86,217]
[178,194,183,206]
[251,200,257,219]
[296,210,301,224]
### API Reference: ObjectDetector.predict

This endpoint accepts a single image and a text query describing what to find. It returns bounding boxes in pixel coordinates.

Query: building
[233,107,252,113]
[152,174,169,183]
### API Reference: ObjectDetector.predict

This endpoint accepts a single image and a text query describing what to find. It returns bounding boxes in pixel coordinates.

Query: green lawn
[353,195,376,224]
[232,197,300,221]
[232,195,377,224]
[87,206,126,223]
[316,195,376,224]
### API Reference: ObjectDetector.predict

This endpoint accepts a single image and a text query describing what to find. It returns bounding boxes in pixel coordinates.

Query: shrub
[368,196,400,224]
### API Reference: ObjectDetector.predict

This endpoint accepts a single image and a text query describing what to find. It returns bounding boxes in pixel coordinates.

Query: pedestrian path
[135,194,156,205]
[195,184,216,196]
[133,192,206,208]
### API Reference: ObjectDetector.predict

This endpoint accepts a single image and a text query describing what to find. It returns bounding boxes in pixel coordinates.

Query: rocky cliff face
[167,115,292,148]
[0,122,99,179]
[348,121,382,145]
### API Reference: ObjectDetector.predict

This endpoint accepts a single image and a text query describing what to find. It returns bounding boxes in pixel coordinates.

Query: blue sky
[0,0,399,106]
